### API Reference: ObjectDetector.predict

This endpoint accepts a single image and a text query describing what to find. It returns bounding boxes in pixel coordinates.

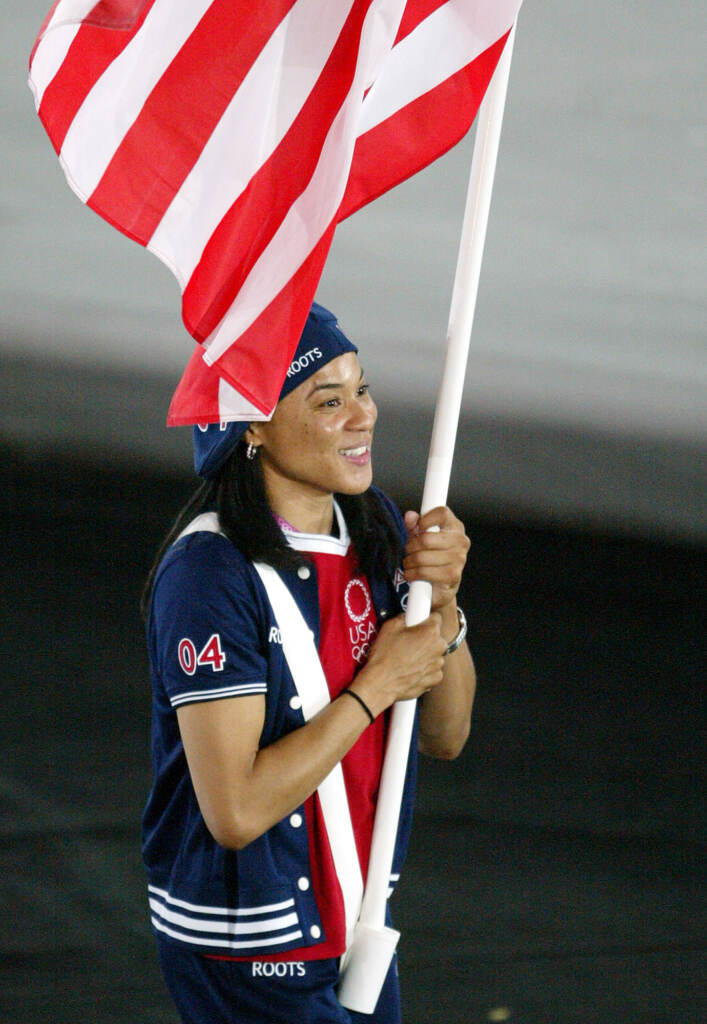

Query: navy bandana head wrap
[193,302,358,477]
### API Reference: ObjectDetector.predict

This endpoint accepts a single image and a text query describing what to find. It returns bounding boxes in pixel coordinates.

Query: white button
[289,813,303,828]
[297,566,311,580]
[309,925,321,939]
[289,696,302,711]
[297,877,310,891]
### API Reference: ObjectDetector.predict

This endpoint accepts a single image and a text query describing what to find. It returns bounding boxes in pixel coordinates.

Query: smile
[338,445,371,465]
[339,446,369,457]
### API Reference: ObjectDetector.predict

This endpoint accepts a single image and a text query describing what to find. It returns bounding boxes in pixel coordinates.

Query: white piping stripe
[253,562,365,950]
[176,510,223,540]
[150,898,299,936]
[148,884,295,918]
[170,683,266,708]
[148,0,354,284]
[152,916,303,950]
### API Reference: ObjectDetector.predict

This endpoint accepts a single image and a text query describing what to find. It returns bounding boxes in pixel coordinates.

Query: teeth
[340,446,368,456]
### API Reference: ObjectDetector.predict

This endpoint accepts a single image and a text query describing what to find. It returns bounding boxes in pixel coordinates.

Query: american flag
[29,0,522,425]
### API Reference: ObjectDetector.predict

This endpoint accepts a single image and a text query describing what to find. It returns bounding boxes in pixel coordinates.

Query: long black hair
[141,440,404,619]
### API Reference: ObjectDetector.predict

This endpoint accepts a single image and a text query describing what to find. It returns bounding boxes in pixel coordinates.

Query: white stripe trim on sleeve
[170,513,266,710]
[170,681,266,708]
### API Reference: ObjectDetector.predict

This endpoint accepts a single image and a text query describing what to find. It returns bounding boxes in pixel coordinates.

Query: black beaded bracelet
[340,687,375,725]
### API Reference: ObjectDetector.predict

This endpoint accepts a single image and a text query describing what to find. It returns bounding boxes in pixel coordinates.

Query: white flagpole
[338,21,518,1014]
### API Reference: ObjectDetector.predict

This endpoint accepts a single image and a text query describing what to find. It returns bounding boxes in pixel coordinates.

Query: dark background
[1,446,703,1024]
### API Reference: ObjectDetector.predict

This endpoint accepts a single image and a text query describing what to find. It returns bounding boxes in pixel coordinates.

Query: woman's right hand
[351,612,447,716]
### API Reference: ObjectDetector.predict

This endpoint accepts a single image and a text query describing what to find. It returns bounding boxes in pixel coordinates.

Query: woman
[142,302,475,1023]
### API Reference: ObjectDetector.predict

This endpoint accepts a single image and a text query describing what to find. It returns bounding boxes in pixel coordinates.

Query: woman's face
[247,352,377,514]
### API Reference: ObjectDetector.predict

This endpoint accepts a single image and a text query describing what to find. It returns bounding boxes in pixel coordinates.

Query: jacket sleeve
[150,533,268,709]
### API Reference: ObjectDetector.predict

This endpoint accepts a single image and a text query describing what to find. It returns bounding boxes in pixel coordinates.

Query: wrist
[339,687,375,725]
[439,599,461,640]
[348,665,388,720]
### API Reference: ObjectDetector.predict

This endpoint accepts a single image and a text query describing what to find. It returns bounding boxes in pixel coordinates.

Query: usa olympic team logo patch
[344,578,372,623]
[345,578,376,664]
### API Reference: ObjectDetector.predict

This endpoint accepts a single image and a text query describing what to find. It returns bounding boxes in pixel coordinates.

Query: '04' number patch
[178,634,226,675]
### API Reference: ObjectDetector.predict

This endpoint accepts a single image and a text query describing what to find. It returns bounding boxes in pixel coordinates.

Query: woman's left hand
[403,506,470,612]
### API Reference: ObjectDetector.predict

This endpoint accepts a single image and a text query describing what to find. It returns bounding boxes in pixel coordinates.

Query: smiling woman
[246,353,377,532]
[140,302,475,1024]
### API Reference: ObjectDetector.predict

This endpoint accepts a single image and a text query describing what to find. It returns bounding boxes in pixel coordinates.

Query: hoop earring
[245,442,258,461]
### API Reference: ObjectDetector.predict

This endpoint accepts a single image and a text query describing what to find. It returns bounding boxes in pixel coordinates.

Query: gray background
[3,0,705,540]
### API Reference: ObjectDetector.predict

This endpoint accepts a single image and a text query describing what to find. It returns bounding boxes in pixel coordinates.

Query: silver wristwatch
[444,606,467,656]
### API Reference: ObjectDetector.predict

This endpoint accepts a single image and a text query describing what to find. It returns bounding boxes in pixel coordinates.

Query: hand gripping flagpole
[338,22,518,1014]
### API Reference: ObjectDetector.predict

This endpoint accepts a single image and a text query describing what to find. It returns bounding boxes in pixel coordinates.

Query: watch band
[444,606,467,656]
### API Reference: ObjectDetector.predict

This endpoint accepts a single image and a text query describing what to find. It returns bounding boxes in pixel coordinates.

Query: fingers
[405,615,446,692]
[403,510,420,534]
[408,614,448,665]
[404,536,468,567]
[404,509,468,560]
[373,613,446,667]
[378,611,445,652]
[406,506,463,535]
[403,508,469,589]
[403,556,463,588]
[361,612,447,706]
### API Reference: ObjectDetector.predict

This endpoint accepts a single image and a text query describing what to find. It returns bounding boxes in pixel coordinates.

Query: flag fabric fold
[30,0,522,425]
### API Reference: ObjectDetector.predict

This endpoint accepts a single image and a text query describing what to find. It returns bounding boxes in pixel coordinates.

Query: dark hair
[141,441,403,619]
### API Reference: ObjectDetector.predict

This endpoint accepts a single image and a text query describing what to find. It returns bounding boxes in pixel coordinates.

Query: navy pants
[157,940,402,1024]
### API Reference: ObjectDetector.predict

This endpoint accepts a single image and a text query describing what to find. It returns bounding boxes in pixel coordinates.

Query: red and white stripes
[30,0,522,425]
